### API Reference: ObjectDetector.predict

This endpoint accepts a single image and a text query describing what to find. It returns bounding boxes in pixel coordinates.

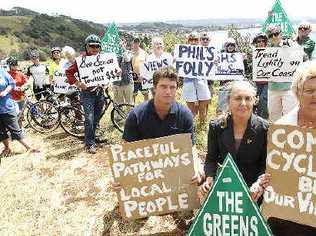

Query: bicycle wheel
[27,101,60,133]
[60,106,85,138]
[111,104,134,132]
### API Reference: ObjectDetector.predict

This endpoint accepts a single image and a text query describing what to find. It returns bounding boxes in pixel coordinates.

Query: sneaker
[85,145,97,154]
[95,138,107,144]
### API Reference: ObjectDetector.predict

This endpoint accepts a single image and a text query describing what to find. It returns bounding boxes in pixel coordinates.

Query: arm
[0,72,16,97]
[122,110,140,142]
[65,63,87,90]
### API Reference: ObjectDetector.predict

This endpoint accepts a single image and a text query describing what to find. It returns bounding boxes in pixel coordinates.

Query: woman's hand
[191,171,205,186]
[250,173,271,202]
[198,177,213,199]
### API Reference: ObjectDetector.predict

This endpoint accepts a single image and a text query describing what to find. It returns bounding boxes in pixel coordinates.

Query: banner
[262,125,316,228]
[213,53,245,81]
[262,0,295,37]
[188,154,272,235]
[101,23,124,57]
[140,53,173,89]
[108,134,200,220]
[175,44,217,79]
[53,69,78,94]
[75,53,120,87]
[252,47,303,82]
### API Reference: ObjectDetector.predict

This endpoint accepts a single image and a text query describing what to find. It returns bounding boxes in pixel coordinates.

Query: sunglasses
[52,51,60,54]
[298,27,309,31]
[88,44,101,49]
[201,38,210,41]
[268,32,280,38]
[226,43,236,47]
[256,39,266,43]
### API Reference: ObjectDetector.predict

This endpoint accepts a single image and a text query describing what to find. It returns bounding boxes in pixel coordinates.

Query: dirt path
[0,129,184,236]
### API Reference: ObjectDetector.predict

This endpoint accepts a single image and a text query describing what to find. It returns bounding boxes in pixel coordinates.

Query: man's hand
[76,81,87,91]
[111,181,122,192]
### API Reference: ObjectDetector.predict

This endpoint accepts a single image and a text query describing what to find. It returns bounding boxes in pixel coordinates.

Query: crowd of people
[0,20,316,234]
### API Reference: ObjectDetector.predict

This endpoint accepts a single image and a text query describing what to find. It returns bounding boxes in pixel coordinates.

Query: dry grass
[0,88,218,235]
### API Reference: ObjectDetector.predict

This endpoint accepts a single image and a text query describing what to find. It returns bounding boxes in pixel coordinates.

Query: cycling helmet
[85,34,101,45]
[7,57,18,67]
[252,33,268,45]
[51,46,61,54]
[29,50,39,59]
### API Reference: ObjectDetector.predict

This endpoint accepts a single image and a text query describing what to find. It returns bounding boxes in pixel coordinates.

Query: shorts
[0,111,23,141]
[182,79,211,102]
[134,83,149,95]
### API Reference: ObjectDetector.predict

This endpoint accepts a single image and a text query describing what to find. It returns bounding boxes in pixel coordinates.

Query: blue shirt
[0,68,16,114]
[123,99,195,144]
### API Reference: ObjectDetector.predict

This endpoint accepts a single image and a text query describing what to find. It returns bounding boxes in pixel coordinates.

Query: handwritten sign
[140,53,173,89]
[76,53,120,87]
[213,53,245,81]
[175,44,217,79]
[262,125,316,228]
[53,69,78,94]
[252,47,303,82]
[108,134,200,220]
[188,154,272,235]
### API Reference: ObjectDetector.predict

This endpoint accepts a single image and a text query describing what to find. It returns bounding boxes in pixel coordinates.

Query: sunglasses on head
[88,44,101,49]
[299,27,309,31]
[268,32,280,38]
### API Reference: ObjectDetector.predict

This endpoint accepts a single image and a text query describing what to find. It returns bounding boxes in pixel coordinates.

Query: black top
[204,114,269,187]
[123,99,195,144]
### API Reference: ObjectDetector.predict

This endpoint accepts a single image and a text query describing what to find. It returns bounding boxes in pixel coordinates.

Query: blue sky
[1,0,314,24]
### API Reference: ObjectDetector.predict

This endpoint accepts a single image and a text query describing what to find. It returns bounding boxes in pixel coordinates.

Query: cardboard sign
[108,134,200,220]
[262,125,316,228]
[101,23,124,57]
[188,154,272,235]
[262,0,295,37]
[213,53,245,81]
[76,53,120,87]
[189,154,272,235]
[175,44,217,79]
[140,53,173,89]
[53,69,78,94]
[252,47,303,82]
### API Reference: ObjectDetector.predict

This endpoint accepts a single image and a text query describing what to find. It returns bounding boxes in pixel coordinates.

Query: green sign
[101,23,124,56]
[188,154,272,236]
[262,0,295,37]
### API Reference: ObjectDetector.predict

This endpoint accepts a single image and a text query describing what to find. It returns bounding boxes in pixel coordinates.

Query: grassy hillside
[0,11,107,60]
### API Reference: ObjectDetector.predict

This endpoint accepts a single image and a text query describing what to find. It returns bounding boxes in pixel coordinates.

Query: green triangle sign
[101,23,124,56]
[188,154,272,236]
[262,0,295,37]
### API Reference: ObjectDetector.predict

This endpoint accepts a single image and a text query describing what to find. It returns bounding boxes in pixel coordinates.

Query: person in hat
[26,50,50,101]
[252,33,269,119]
[48,46,63,84]
[295,21,315,60]
[66,34,109,154]
[7,57,28,127]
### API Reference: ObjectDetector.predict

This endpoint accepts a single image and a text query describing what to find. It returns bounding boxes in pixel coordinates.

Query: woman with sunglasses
[266,25,298,122]
[295,21,315,60]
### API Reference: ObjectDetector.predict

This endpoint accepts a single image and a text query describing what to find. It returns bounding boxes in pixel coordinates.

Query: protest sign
[262,0,295,37]
[53,69,78,94]
[252,47,303,82]
[75,53,120,87]
[188,153,272,236]
[213,53,245,81]
[108,134,200,220]
[101,23,124,57]
[175,44,217,79]
[140,53,173,89]
[262,125,316,228]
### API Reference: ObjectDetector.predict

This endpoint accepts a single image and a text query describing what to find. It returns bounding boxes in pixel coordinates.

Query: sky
[1,0,314,24]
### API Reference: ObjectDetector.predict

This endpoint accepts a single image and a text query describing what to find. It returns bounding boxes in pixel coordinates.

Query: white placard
[213,53,245,81]
[76,53,120,87]
[252,47,304,82]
